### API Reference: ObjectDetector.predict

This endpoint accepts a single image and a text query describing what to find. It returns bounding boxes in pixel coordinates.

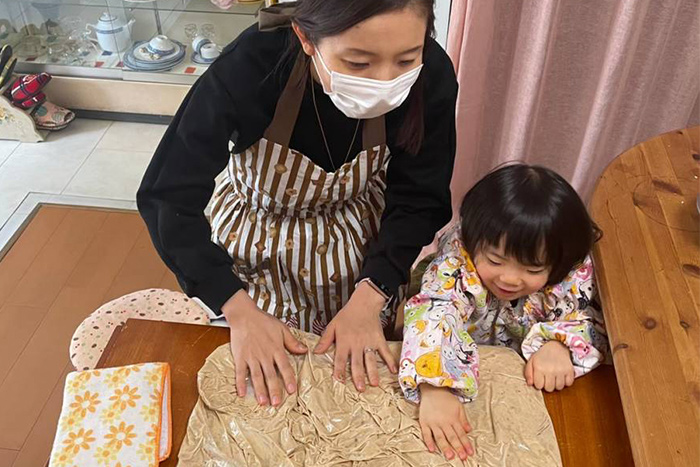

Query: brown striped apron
[209,54,397,334]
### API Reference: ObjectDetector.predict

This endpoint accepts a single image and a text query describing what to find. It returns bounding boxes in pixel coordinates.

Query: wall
[434,0,451,49]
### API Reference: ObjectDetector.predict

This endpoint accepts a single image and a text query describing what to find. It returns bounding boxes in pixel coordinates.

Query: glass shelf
[0,0,264,85]
[31,0,263,16]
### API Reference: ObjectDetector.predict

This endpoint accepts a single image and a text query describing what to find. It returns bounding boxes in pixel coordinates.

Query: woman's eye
[399,59,416,66]
[487,258,501,266]
[345,61,369,70]
[527,269,546,274]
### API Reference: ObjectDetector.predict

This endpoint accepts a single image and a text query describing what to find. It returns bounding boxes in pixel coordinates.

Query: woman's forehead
[321,8,427,56]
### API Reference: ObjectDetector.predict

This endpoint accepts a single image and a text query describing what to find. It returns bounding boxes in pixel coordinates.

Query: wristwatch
[357,277,392,302]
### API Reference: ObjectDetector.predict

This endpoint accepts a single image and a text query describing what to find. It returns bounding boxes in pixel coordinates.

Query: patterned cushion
[70,289,209,371]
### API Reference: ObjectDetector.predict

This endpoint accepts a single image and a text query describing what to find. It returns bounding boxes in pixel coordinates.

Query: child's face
[473,237,550,301]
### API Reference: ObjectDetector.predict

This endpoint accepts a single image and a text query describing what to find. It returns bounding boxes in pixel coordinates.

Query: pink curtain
[445,0,700,212]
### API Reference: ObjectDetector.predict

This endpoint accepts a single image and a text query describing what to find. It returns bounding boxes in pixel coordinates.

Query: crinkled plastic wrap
[178,330,562,466]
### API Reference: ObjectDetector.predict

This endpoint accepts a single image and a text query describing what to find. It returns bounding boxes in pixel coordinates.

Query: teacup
[148,35,175,55]
[200,43,220,60]
[192,35,211,54]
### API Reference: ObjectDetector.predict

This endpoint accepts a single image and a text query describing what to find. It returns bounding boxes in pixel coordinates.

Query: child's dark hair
[281,0,435,156]
[459,164,602,285]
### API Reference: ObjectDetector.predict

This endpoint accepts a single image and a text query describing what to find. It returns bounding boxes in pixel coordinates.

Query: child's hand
[525,341,574,392]
[418,384,474,461]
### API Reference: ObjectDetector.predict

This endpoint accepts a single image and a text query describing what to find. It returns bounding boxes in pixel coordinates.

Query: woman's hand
[223,290,308,406]
[525,340,575,392]
[418,384,474,461]
[314,282,397,391]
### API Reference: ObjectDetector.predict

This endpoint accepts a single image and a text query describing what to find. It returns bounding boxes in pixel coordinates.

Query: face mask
[312,49,423,119]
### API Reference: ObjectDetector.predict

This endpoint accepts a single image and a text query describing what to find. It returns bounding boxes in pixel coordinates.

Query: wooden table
[97,319,633,466]
[590,126,700,466]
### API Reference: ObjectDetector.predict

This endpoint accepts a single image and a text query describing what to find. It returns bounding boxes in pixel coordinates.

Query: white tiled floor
[63,148,155,200]
[0,118,167,230]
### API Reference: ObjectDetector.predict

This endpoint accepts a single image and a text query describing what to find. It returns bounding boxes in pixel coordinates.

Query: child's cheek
[523,275,549,296]
[473,259,495,283]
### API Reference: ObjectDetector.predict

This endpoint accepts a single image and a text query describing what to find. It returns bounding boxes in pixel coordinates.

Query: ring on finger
[364,347,378,355]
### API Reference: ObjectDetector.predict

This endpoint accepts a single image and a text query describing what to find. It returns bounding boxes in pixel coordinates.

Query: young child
[399,164,608,461]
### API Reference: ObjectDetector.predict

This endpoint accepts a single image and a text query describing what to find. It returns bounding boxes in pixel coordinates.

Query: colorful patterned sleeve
[399,226,481,404]
[521,255,609,377]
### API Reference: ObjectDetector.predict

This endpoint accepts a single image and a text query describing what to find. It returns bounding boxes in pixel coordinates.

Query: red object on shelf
[16,91,46,110]
[10,72,51,102]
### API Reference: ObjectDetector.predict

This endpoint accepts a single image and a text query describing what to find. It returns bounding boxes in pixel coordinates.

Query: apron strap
[263,51,308,146]
[362,115,386,150]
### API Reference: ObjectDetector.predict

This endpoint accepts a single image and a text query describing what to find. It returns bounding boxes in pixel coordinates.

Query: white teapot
[87,12,135,53]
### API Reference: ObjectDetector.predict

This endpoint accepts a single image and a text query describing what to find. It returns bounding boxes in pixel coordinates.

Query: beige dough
[178,330,562,466]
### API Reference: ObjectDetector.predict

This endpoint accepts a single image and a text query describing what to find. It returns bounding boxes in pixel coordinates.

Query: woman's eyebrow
[398,45,423,55]
[344,48,377,57]
[343,45,423,57]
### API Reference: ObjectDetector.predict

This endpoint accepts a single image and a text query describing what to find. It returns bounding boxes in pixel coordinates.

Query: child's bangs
[501,216,551,268]
[467,212,552,268]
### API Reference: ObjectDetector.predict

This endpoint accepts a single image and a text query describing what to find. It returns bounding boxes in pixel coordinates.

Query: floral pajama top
[399,226,609,403]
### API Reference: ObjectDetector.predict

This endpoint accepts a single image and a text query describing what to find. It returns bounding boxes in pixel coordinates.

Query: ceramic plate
[124,47,185,72]
[131,40,184,64]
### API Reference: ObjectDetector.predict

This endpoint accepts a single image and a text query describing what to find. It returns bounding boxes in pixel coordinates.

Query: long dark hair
[285,0,436,155]
[459,164,602,285]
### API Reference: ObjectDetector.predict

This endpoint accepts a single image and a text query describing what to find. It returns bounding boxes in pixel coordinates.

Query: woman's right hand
[222,290,308,406]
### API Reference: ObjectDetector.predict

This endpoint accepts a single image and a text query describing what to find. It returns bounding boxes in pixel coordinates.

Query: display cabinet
[0,0,262,85]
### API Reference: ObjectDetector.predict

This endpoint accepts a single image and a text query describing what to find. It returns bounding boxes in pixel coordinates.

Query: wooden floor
[0,205,181,467]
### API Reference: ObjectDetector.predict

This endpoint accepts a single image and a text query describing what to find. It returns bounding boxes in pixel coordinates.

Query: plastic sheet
[178,330,562,466]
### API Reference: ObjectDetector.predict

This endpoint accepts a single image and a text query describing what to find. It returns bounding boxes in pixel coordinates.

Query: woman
[137,0,457,408]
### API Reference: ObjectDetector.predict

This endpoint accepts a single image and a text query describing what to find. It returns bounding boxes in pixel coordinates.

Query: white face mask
[312,49,423,119]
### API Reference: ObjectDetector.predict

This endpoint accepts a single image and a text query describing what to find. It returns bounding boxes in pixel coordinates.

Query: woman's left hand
[314,282,398,391]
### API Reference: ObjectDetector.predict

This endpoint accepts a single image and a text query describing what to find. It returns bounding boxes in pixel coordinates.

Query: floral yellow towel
[49,362,171,467]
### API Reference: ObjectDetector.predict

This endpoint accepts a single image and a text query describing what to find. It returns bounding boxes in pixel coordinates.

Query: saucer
[192,52,216,65]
